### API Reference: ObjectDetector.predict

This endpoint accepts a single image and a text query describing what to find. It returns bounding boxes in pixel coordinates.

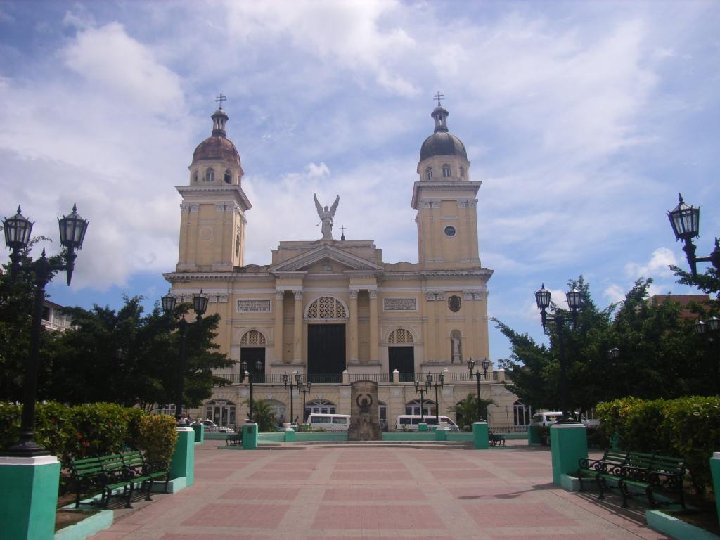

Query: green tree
[450,393,494,429]
[495,276,709,415]
[248,399,276,432]
[44,296,233,407]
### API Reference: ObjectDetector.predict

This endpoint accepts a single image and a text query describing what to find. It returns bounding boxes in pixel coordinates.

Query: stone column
[349,290,359,363]
[274,291,284,363]
[369,290,379,362]
[293,291,303,363]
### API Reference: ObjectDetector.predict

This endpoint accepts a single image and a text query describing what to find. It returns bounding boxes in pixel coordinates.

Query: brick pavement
[88,441,671,539]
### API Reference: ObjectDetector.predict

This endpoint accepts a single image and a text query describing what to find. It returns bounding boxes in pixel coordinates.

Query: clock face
[444,225,456,237]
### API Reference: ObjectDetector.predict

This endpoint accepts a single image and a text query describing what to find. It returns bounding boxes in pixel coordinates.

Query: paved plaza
[88,441,671,539]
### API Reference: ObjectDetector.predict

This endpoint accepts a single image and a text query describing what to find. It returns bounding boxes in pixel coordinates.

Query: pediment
[271,245,382,273]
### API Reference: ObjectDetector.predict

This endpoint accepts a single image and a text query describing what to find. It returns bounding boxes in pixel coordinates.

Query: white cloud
[61,23,184,112]
[625,247,677,280]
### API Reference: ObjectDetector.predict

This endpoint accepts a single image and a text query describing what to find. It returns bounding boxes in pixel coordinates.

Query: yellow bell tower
[176,100,251,272]
[411,97,482,270]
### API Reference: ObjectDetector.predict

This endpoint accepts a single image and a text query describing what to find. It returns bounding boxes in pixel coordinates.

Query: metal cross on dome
[215,93,227,109]
[434,91,444,107]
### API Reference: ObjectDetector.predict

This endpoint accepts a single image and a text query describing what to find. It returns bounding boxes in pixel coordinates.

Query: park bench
[620,452,686,509]
[577,449,629,494]
[121,450,171,498]
[577,451,686,509]
[226,432,242,446]
[70,455,134,509]
[489,431,505,446]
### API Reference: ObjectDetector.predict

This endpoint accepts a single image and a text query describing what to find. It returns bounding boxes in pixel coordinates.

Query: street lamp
[161,289,208,425]
[415,375,431,421]
[428,369,448,423]
[534,283,583,422]
[467,358,490,421]
[240,359,263,422]
[2,205,88,456]
[695,315,720,393]
[668,193,720,276]
[283,371,299,424]
[297,377,312,423]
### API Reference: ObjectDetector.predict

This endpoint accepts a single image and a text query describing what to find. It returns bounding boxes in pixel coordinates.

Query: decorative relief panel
[237,300,271,313]
[383,298,417,311]
[388,328,414,344]
[425,292,446,301]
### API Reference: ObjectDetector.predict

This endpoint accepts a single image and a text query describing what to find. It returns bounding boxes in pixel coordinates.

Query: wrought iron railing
[217,371,494,385]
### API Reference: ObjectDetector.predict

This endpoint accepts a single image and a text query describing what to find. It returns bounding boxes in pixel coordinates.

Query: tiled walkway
[89,441,670,539]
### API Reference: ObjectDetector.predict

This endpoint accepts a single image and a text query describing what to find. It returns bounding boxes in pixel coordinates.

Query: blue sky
[1,0,719,363]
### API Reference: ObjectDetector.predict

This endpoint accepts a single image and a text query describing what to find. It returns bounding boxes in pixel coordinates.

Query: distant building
[650,294,711,319]
[164,100,524,430]
[41,300,73,332]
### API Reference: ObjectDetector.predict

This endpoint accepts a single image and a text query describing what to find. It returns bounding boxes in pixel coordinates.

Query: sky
[1,0,719,364]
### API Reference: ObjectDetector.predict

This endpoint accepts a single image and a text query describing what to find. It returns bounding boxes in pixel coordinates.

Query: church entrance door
[240,347,265,382]
[389,347,414,382]
[307,324,346,382]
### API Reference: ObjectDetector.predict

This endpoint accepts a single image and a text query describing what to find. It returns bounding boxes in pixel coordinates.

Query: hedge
[0,402,177,468]
[596,396,720,493]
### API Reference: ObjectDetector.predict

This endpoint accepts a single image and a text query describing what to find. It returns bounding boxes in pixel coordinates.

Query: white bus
[306,413,351,431]
[395,415,459,431]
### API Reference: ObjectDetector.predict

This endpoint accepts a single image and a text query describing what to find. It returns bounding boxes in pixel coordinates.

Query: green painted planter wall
[550,423,588,486]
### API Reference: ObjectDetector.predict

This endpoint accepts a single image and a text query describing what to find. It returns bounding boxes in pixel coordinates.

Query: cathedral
[163,98,522,430]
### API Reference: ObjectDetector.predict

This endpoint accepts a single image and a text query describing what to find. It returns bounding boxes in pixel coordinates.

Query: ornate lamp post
[534,283,583,422]
[695,315,720,393]
[668,193,720,276]
[467,358,490,421]
[2,205,88,456]
[161,289,208,425]
[240,359,263,422]
[283,371,299,424]
[429,369,448,423]
[415,375,431,421]
[297,376,312,423]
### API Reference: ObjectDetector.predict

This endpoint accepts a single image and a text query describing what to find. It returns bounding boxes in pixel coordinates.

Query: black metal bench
[489,432,505,446]
[577,449,629,495]
[226,432,242,446]
[620,453,686,509]
[577,451,686,508]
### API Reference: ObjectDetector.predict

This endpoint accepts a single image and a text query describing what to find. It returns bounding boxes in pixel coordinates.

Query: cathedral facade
[163,100,522,430]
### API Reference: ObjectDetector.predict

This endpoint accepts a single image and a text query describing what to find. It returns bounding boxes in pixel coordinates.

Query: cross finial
[434,91,444,107]
[215,93,227,109]
[340,225,346,241]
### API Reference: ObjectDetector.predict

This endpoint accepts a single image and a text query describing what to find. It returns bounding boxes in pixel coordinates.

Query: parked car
[200,419,234,433]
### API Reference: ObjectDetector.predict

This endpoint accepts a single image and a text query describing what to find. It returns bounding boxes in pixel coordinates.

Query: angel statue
[314,193,340,240]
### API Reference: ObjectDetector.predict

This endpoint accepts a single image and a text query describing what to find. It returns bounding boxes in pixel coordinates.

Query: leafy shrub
[597,396,720,493]
[0,402,21,449]
[137,414,177,468]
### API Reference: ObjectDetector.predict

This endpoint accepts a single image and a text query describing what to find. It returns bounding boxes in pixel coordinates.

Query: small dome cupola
[417,93,470,182]
[211,106,229,137]
[431,104,449,133]
[189,95,244,185]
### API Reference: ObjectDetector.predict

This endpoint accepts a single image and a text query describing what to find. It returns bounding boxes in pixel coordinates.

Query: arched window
[425,167,432,180]
[459,166,465,178]
[306,399,336,415]
[442,164,451,177]
[388,328,414,344]
[204,399,236,427]
[192,170,198,183]
[240,330,266,346]
[224,169,232,184]
[514,400,532,426]
[405,399,434,416]
[205,168,215,182]
[450,330,462,363]
[306,296,348,320]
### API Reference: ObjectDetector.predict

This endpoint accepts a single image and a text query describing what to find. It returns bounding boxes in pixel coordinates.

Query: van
[395,415,459,431]
[530,411,563,427]
[306,413,351,431]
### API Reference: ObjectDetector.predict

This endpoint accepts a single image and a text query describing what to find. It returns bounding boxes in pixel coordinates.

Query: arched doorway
[405,398,434,417]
